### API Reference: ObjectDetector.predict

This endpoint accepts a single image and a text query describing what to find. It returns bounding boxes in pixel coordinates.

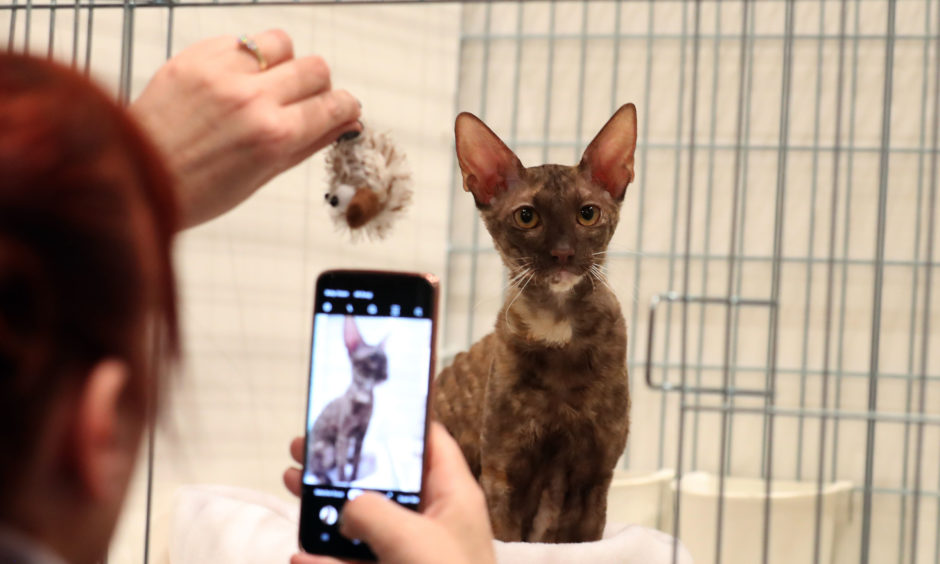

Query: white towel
[169,484,694,564]
[495,522,694,564]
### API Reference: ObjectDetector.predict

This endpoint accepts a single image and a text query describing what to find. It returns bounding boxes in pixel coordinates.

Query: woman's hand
[283,423,496,564]
[130,29,361,228]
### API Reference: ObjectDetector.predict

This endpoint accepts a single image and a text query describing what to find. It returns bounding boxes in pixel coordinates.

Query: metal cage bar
[449,2,939,564]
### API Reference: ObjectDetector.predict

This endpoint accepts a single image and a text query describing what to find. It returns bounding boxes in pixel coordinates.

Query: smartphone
[299,269,439,560]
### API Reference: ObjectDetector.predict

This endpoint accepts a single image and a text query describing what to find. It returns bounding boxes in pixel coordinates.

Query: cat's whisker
[508,258,532,271]
[592,251,614,268]
[507,267,532,290]
[509,266,530,282]
[482,271,528,312]
[509,264,533,279]
[590,264,615,295]
[500,267,535,317]
[594,265,612,287]
[593,260,612,276]
[504,270,535,331]
[518,270,536,296]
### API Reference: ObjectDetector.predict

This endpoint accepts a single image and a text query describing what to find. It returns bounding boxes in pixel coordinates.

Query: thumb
[340,493,428,557]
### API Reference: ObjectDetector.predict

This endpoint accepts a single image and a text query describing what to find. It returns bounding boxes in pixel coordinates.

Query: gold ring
[237,34,267,71]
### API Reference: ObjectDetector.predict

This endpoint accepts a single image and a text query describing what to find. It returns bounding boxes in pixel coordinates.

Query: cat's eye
[513,206,540,229]
[578,205,600,226]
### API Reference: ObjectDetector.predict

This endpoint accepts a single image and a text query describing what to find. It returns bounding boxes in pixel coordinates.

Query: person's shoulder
[0,528,70,564]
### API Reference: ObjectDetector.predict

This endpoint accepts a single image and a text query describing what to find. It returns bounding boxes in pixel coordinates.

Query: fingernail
[336,120,364,143]
[356,98,362,108]
[337,129,360,142]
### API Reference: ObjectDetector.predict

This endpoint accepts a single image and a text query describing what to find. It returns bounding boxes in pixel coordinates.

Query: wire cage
[3,1,939,564]
[446,3,940,564]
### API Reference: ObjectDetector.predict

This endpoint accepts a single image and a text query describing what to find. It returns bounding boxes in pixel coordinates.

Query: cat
[431,104,637,543]
[308,316,388,484]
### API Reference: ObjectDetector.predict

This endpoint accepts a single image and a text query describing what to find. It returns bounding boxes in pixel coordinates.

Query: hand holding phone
[299,270,439,560]
[286,423,497,564]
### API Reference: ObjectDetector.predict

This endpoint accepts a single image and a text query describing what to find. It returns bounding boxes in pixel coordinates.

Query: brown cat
[308,316,388,484]
[432,104,636,543]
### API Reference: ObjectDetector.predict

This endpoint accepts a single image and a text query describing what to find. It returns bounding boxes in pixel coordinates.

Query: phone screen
[299,270,437,559]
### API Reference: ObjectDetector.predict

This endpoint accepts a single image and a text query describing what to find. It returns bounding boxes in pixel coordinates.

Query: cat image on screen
[308,316,388,484]
[432,104,636,543]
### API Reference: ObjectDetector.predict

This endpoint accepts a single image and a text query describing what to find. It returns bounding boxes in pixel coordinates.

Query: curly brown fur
[432,105,637,543]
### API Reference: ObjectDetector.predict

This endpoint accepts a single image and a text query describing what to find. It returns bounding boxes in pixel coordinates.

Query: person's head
[0,54,179,563]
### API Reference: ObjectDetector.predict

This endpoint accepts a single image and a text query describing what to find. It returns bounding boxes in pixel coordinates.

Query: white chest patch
[523,305,572,345]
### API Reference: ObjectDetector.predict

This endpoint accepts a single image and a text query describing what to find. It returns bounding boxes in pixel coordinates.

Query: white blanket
[495,522,693,564]
[169,484,694,564]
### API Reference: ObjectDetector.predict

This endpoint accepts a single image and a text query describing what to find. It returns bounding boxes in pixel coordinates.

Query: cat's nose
[551,248,574,264]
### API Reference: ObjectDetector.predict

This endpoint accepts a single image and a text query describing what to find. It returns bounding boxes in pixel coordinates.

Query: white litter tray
[606,469,674,529]
[674,472,854,564]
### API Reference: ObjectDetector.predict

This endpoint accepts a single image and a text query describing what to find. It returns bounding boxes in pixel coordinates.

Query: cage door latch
[644,292,777,397]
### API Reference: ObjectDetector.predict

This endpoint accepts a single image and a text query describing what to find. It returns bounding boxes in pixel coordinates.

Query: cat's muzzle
[548,269,581,293]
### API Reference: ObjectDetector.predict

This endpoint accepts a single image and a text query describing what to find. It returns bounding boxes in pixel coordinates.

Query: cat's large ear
[578,103,638,201]
[344,316,363,353]
[455,112,524,206]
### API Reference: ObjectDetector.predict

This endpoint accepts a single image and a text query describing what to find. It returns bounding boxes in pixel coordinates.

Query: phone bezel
[298,269,439,559]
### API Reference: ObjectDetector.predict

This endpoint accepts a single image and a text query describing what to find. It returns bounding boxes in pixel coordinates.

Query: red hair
[0,54,180,509]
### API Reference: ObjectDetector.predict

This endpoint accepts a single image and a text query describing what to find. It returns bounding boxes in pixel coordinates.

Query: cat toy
[323,123,413,241]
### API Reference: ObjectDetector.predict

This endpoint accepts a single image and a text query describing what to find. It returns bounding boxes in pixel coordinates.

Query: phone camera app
[304,315,430,493]
[318,505,339,526]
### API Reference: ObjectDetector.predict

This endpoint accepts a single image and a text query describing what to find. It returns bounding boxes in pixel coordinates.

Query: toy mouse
[324,123,413,241]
